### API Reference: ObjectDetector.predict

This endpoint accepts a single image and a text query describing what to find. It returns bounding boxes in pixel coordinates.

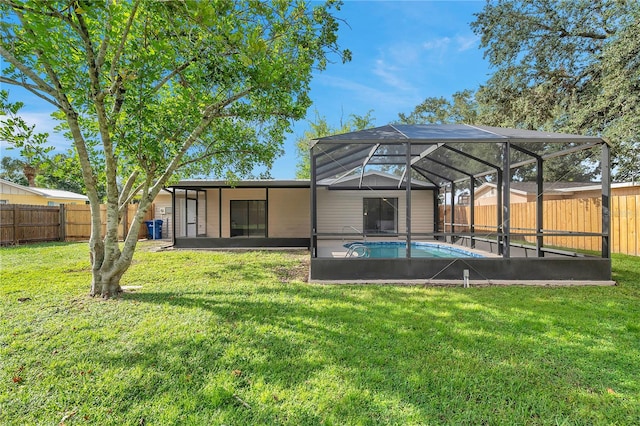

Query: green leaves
[294,110,375,178]
[1,0,350,292]
[469,0,640,180]
[0,90,53,185]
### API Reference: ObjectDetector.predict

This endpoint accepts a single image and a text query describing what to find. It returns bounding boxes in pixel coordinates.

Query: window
[230,200,266,237]
[0,200,7,205]
[363,197,397,234]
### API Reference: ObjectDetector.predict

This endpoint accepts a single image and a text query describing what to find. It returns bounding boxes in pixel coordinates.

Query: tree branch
[149,55,200,95]
[118,170,139,209]
[0,77,62,109]
[2,0,62,18]
[534,22,608,40]
[95,2,113,71]
[119,183,144,214]
[109,0,141,84]
[0,45,59,100]
[177,147,262,169]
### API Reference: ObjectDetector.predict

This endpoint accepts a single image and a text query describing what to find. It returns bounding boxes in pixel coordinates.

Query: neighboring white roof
[32,187,89,200]
[475,181,636,195]
[0,178,88,200]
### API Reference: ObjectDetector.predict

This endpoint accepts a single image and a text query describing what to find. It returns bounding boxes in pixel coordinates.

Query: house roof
[318,170,434,189]
[171,171,435,191]
[171,179,310,189]
[311,124,606,185]
[0,178,88,200]
[476,181,635,196]
[476,181,597,196]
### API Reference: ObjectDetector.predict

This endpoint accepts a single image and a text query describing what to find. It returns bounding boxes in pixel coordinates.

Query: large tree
[471,0,640,181]
[397,89,478,125]
[0,0,349,297]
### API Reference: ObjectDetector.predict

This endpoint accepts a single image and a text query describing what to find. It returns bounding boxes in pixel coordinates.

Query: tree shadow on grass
[116,282,640,424]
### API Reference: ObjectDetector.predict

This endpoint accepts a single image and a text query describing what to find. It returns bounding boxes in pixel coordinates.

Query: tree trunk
[89,198,150,299]
[23,164,36,187]
[90,269,123,298]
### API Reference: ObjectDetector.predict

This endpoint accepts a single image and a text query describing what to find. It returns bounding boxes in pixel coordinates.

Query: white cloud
[423,34,478,53]
[423,37,451,51]
[455,34,479,52]
[315,74,422,113]
[372,58,413,92]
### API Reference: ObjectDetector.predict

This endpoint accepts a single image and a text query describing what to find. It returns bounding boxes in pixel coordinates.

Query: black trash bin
[144,219,163,239]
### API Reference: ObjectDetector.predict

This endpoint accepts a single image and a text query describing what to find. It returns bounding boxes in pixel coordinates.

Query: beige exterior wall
[268,188,310,238]
[411,190,435,234]
[171,185,438,240]
[151,192,173,239]
[317,188,434,237]
[220,188,266,238]
[206,189,220,238]
[475,189,529,206]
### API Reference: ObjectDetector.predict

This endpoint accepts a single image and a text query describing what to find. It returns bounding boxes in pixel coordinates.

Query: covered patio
[309,124,612,283]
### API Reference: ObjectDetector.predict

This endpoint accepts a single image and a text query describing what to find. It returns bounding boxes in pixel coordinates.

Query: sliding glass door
[230,200,266,237]
[363,197,397,234]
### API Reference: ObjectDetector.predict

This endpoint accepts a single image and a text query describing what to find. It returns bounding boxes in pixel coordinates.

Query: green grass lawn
[1,242,639,425]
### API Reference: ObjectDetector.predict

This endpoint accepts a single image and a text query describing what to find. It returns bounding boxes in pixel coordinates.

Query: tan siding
[152,192,173,239]
[220,188,266,237]
[411,191,434,234]
[206,189,220,237]
[317,188,434,237]
[268,188,310,238]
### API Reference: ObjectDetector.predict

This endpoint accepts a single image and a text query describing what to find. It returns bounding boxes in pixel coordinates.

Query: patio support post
[405,141,412,258]
[450,182,455,244]
[171,189,176,244]
[536,157,544,257]
[218,188,222,238]
[502,142,511,258]
[601,142,611,259]
[442,185,447,240]
[496,169,503,255]
[310,149,318,258]
[470,177,475,249]
[433,186,440,240]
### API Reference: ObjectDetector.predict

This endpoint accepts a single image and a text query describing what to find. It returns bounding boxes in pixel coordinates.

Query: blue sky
[1,0,492,180]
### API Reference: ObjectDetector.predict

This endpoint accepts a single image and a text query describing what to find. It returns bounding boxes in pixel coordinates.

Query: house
[165,171,435,247]
[0,178,89,205]
[166,124,613,284]
[473,181,640,206]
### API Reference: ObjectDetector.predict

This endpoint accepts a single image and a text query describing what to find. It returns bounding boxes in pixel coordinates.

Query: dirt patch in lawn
[274,256,309,283]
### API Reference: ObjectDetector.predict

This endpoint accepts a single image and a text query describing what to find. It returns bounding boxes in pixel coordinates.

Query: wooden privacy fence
[439,194,639,256]
[0,204,61,245]
[0,203,154,245]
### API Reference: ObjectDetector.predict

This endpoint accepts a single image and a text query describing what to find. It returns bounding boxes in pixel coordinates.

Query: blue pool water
[344,241,484,258]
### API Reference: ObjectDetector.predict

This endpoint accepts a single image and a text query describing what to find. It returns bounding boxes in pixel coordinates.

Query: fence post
[59,204,66,242]
[13,204,18,245]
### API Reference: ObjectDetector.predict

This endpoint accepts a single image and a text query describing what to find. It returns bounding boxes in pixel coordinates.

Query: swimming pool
[343,241,484,258]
